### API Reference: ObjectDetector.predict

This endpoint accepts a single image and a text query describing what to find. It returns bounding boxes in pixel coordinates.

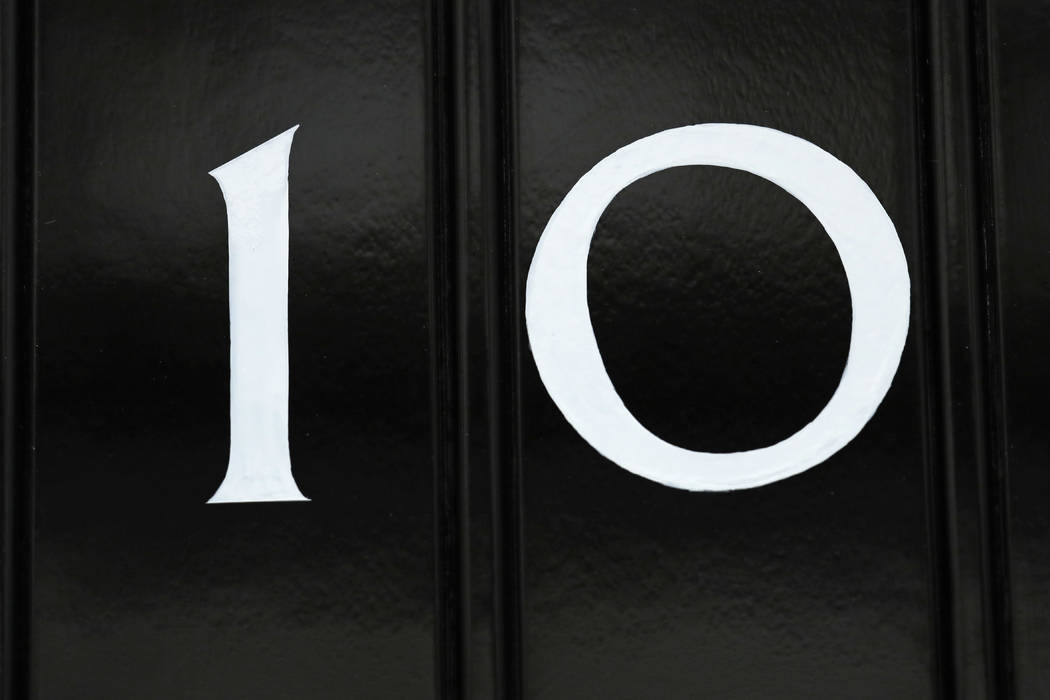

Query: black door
[0,0,1043,698]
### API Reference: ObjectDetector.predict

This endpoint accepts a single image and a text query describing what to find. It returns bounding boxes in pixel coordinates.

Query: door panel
[513,1,933,697]
[33,0,433,697]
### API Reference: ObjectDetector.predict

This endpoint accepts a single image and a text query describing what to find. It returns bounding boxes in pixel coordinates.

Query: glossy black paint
[993,0,1050,696]
[31,0,433,697]
[0,0,1041,698]
[513,1,933,697]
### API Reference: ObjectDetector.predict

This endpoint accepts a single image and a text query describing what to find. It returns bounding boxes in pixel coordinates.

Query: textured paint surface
[516,0,933,697]
[33,0,432,697]
[210,127,307,504]
[526,123,909,490]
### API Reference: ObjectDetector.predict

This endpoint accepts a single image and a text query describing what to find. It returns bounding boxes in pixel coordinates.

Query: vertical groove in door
[0,0,36,697]
[478,0,523,698]
[425,0,471,696]
[968,0,1014,696]
[914,0,1014,696]
[911,0,959,696]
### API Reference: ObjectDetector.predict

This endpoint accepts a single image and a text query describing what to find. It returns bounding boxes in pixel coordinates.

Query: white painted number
[207,126,308,504]
[204,122,910,500]
[525,124,911,491]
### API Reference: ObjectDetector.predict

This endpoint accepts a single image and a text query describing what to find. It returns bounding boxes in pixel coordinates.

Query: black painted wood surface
[0,0,1042,698]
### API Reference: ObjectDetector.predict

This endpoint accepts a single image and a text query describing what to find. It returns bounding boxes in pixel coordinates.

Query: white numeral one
[207,126,308,504]
[525,123,911,491]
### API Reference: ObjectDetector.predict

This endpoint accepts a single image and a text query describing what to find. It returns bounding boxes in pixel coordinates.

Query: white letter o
[525,123,910,491]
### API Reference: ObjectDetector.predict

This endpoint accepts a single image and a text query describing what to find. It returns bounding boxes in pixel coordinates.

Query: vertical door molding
[912,0,1012,696]
[1,0,36,697]
[426,0,472,696]
[479,0,525,698]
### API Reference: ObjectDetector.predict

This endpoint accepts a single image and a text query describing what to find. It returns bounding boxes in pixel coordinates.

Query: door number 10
[207,122,910,504]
